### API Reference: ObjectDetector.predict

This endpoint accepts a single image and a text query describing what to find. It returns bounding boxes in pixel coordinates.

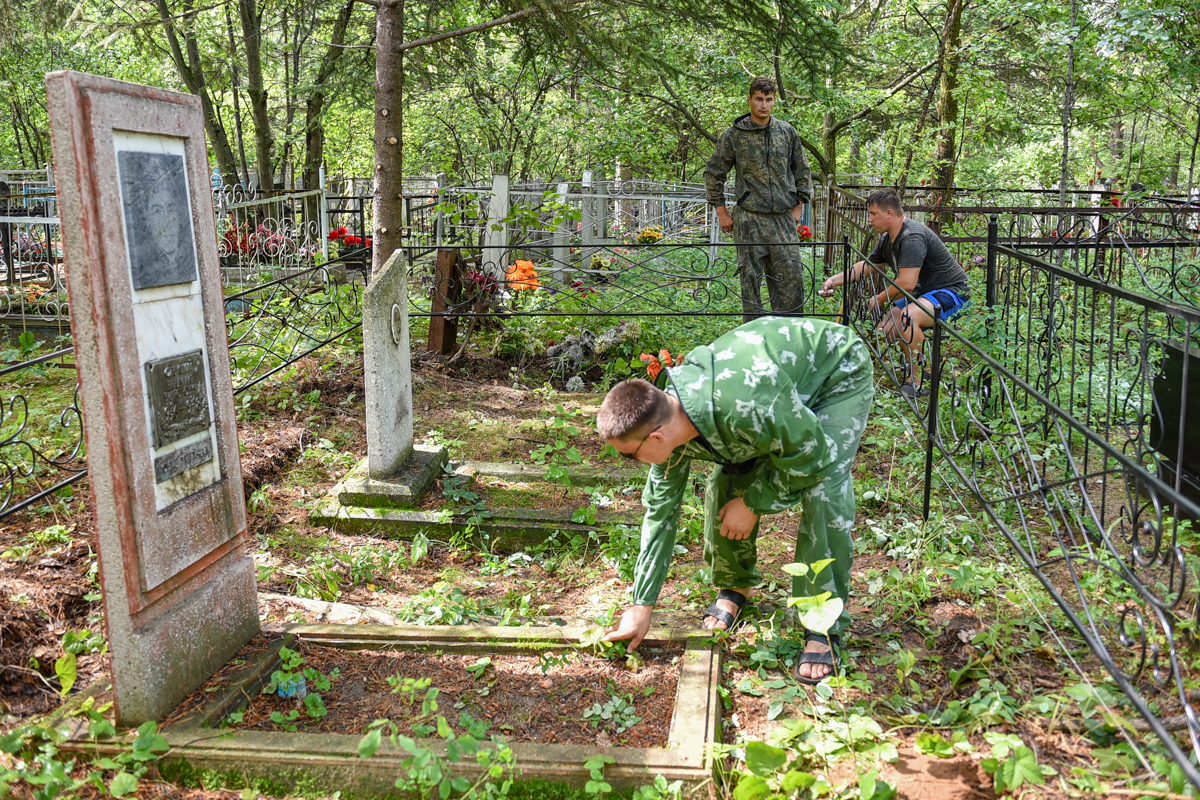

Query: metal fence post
[708,205,719,264]
[922,308,943,521]
[986,213,997,307]
[841,235,850,326]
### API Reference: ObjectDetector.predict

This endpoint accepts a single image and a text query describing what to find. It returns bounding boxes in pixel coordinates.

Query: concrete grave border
[311,460,646,547]
[66,624,721,797]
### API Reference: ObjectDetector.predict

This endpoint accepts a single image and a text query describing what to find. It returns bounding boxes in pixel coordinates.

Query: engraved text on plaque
[146,349,211,448]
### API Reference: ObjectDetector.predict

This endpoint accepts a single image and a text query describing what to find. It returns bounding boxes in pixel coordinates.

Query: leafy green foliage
[358,690,516,800]
[582,695,641,734]
[583,755,615,796]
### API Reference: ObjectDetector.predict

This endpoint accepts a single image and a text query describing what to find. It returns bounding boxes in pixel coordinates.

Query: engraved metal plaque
[117,151,199,290]
[146,349,211,448]
[154,438,213,483]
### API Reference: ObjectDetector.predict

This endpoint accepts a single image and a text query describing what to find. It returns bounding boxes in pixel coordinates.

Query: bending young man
[596,316,873,683]
[819,188,969,398]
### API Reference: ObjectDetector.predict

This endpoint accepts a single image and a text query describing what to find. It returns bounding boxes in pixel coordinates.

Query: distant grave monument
[46,71,259,724]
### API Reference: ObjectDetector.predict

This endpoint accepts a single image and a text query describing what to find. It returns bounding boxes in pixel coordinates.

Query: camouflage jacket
[631,317,867,605]
[703,114,813,215]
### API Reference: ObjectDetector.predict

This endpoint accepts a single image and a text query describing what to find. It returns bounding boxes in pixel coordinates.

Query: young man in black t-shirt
[819,189,970,397]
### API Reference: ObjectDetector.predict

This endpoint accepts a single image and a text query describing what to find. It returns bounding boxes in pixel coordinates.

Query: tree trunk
[930,0,965,232]
[1059,0,1078,209]
[303,0,357,194]
[1190,99,1200,191]
[239,0,274,190]
[1109,118,1124,167]
[155,0,239,185]
[373,0,404,275]
[822,111,838,185]
[223,2,250,186]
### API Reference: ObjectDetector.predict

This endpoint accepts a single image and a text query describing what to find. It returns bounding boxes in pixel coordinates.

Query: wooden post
[428,248,461,355]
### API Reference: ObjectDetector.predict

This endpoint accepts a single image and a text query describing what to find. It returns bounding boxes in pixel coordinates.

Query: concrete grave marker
[343,248,445,501]
[46,71,259,725]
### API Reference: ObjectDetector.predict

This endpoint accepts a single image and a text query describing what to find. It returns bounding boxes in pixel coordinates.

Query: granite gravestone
[46,71,259,725]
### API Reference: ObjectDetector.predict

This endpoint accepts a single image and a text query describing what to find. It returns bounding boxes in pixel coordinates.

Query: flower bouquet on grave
[639,349,684,381]
[797,224,813,241]
[636,225,664,244]
[504,259,541,308]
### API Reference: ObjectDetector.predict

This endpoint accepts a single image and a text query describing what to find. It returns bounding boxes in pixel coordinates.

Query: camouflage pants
[702,349,874,636]
[732,208,804,322]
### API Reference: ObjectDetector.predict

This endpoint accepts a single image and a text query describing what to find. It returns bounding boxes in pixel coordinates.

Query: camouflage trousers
[732,207,805,322]
[702,353,874,636]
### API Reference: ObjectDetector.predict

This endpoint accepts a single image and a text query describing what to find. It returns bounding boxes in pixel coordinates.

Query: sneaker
[899,380,930,399]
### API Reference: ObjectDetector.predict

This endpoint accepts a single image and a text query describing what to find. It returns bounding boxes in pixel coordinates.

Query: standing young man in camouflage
[596,316,874,684]
[704,77,813,322]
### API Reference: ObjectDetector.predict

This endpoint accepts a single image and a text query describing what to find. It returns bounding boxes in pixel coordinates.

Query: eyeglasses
[620,427,660,460]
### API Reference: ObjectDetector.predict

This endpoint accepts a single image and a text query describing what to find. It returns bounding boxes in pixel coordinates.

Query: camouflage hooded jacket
[631,317,867,606]
[703,114,813,215]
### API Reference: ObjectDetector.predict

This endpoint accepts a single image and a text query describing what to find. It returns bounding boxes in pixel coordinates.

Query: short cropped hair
[749,76,776,97]
[866,188,904,216]
[597,379,674,441]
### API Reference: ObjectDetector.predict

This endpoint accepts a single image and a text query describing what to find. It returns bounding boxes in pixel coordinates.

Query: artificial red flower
[640,353,663,381]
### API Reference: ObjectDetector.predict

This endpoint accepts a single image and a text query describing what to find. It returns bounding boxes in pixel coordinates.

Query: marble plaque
[154,438,214,484]
[146,349,211,448]
[118,151,198,290]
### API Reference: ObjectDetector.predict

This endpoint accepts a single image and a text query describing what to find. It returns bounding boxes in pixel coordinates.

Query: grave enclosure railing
[415,212,1200,787]
[846,210,1200,789]
[411,239,843,362]
[0,183,371,519]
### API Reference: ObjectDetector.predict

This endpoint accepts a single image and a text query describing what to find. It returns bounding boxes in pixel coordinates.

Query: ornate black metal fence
[408,239,840,329]
[0,254,366,520]
[846,215,1200,789]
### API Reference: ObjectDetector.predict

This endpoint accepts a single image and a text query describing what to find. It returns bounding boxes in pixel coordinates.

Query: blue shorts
[895,288,969,321]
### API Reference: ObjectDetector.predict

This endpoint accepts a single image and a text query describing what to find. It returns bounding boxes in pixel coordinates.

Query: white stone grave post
[46,71,259,725]
[320,165,329,261]
[552,181,571,282]
[581,171,596,272]
[482,173,509,280]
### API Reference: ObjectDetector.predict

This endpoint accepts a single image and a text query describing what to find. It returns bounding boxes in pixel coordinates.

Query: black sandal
[794,630,840,685]
[702,589,749,631]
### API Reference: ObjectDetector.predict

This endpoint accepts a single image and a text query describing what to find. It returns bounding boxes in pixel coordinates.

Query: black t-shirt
[867,218,970,300]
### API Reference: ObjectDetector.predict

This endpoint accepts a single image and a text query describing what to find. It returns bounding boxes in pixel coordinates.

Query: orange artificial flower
[639,353,663,381]
[506,259,541,291]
